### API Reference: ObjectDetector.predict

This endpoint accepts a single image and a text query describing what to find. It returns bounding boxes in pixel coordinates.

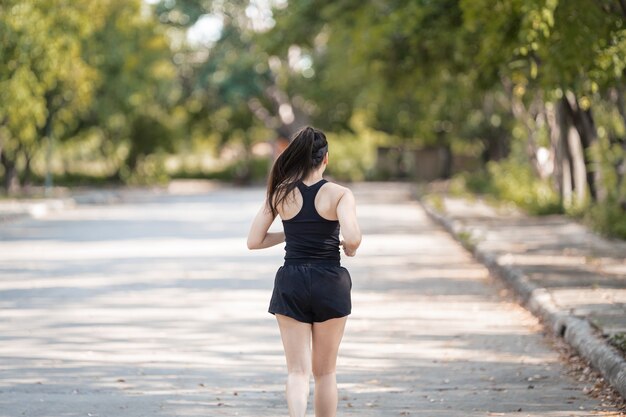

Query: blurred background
[0,0,625,238]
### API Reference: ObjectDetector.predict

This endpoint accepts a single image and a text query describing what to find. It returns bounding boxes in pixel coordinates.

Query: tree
[80,0,178,181]
[0,0,178,193]
[0,0,100,193]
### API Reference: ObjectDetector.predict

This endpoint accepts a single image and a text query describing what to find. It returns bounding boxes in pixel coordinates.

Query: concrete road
[0,183,619,416]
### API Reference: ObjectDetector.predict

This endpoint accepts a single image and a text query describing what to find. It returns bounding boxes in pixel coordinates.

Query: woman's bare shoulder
[323,181,353,199]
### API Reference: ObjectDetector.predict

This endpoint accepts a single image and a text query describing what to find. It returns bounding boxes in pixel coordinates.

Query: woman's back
[275,178,360,260]
[279,179,342,264]
[277,179,344,221]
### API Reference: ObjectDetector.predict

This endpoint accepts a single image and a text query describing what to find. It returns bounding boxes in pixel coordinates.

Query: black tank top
[282,179,341,265]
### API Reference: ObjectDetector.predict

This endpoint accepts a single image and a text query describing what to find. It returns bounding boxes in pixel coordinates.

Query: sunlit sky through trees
[144,0,287,46]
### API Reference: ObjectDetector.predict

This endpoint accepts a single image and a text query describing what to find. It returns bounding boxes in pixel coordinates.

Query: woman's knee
[312,367,336,380]
[287,365,311,377]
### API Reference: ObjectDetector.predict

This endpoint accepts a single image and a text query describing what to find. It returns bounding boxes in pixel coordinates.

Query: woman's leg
[311,316,348,417]
[276,313,313,417]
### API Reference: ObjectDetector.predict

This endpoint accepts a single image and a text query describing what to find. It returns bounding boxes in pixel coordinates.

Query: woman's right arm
[247,199,285,250]
[337,188,361,256]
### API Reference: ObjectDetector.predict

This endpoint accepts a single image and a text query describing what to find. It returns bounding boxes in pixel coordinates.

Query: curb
[419,199,626,400]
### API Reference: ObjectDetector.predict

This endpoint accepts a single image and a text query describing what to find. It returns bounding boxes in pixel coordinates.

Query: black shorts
[268,262,352,324]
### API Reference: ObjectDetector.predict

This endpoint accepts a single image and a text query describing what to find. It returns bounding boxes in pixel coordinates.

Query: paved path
[420,194,626,399]
[424,195,626,339]
[0,183,620,416]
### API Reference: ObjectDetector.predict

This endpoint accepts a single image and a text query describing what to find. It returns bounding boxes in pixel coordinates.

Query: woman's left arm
[247,200,285,250]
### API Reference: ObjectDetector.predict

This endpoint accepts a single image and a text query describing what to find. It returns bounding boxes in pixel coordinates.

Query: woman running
[247,126,362,417]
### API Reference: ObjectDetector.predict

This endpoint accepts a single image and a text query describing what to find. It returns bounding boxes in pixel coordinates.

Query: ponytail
[266,126,328,217]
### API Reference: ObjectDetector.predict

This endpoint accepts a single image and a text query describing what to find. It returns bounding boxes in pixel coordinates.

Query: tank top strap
[296,178,327,194]
[295,179,328,219]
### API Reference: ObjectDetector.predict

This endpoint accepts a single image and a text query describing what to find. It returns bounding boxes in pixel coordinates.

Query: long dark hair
[266,126,328,216]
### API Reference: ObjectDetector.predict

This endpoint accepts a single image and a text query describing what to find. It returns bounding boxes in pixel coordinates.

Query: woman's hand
[340,240,357,257]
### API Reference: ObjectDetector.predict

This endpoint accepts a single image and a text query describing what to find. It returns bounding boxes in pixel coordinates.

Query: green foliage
[487,159,563,215]
[455,159,563,215]
[171,156,271,183]
[591,104,626,203]
[123,151,170,186]
[585,200,626,240]
[608,333,626,354]
[0,0,100,164]
[0,0,178,193]
[325,126,379,182]
[30,171,116,188]
[234,157,272,183]
[457,230,478,251]
[126,113,175,170]
[424,194,445,214]
[81,0,178,169]
[450,170,493,196]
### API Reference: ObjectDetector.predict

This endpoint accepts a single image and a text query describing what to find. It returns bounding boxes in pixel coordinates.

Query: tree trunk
[566,125,587,205]
[440,141,453,179]
[0,149,20,195]
[481,134,509,164]
[42,103,55,193]
[547,99,574,206]
[21,148,33,188]
[480,94,509,163]
[619,0,626,17]
[562,91,599,201]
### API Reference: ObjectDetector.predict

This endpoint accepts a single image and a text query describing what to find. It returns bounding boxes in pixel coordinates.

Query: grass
[457,230,478,251]
[608,333,626,355]
[424,193,446,214]
[446,159,625,240]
